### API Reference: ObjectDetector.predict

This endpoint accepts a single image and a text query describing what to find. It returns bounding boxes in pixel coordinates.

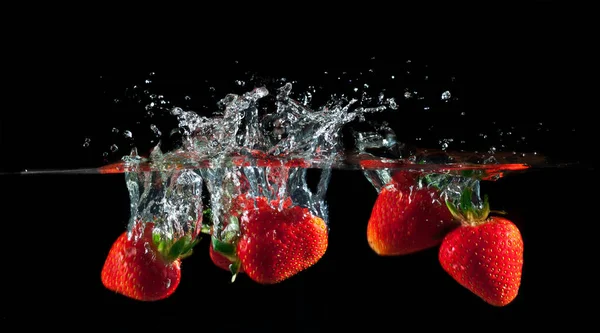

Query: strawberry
[439,188,524,306]
[101,221,199,301]
[209,241,238,272]
[206,194,327,284]
[237,196,328,284]
[367,171,457,255]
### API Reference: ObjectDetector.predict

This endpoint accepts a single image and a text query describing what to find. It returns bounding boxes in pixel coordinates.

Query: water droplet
[184,96,191,100]
[102,152,108,157]
[424,106,430,110]
[110,144,119,152]
[82,142,89,148]
[149,72,156,76]
[113,98,120,104]
[441,91,452,100]
[404,92,412,99]
[391,75,395,79]
[171,107,183,116]
[150,124,162,137]
[209,87,216,92]
[112,128,119,134]
[386,98,398,110]
[235,80,245,86]
[123,130,133,138]
[145,79,152,84]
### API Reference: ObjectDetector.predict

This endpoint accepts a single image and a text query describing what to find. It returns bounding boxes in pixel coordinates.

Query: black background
[1,2,595,330]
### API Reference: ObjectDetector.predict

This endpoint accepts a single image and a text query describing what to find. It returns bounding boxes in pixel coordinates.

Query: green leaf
[152,232,161,246]
[479,194,490,220]
[181,238,200,255]
[169,236,190,259]
[212,236,236,257]
[445,199,462,221]
[157,240,167,256]
[460,187,473,212]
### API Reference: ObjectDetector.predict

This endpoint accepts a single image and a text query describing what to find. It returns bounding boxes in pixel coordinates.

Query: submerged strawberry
[367,171,457,255]
[439,188,524,306]
[237,196,328,284]
[208,194,328,284]
[101,222,199,301]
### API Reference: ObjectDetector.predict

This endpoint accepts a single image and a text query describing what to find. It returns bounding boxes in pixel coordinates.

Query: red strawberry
[209,242,237,271]
[236,196,328,284]
[101,221,198,301]
[439,189,524,306]
[367,171,457,255]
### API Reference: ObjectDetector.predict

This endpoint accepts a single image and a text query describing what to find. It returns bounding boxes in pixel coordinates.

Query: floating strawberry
[439,188,524,306]
[367,171,457,255]
[101,221,199,301]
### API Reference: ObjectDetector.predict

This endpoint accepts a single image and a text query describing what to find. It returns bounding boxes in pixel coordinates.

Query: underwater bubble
[112,128,119,134]
[441,91,452,100]
[123,130,133,138]
[150,124,162,137]
[404,92,412,99]
[110,144,119,152]
[386,98,398,110]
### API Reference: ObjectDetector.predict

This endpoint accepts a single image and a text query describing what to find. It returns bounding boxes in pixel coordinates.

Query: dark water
[1,5,595,329]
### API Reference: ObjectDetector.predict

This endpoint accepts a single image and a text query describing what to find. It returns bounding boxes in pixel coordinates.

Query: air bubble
[441,91,451,100]
[110,144,119,152]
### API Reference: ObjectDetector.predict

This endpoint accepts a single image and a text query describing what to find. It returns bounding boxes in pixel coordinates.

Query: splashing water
[103,77,547,243]
[120,82,398,241]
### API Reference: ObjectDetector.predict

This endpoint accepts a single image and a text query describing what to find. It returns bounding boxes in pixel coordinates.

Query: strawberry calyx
[152,231,200,263]
[445,187,492,226]
[204,206,243,282]
[211,236,242,282]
